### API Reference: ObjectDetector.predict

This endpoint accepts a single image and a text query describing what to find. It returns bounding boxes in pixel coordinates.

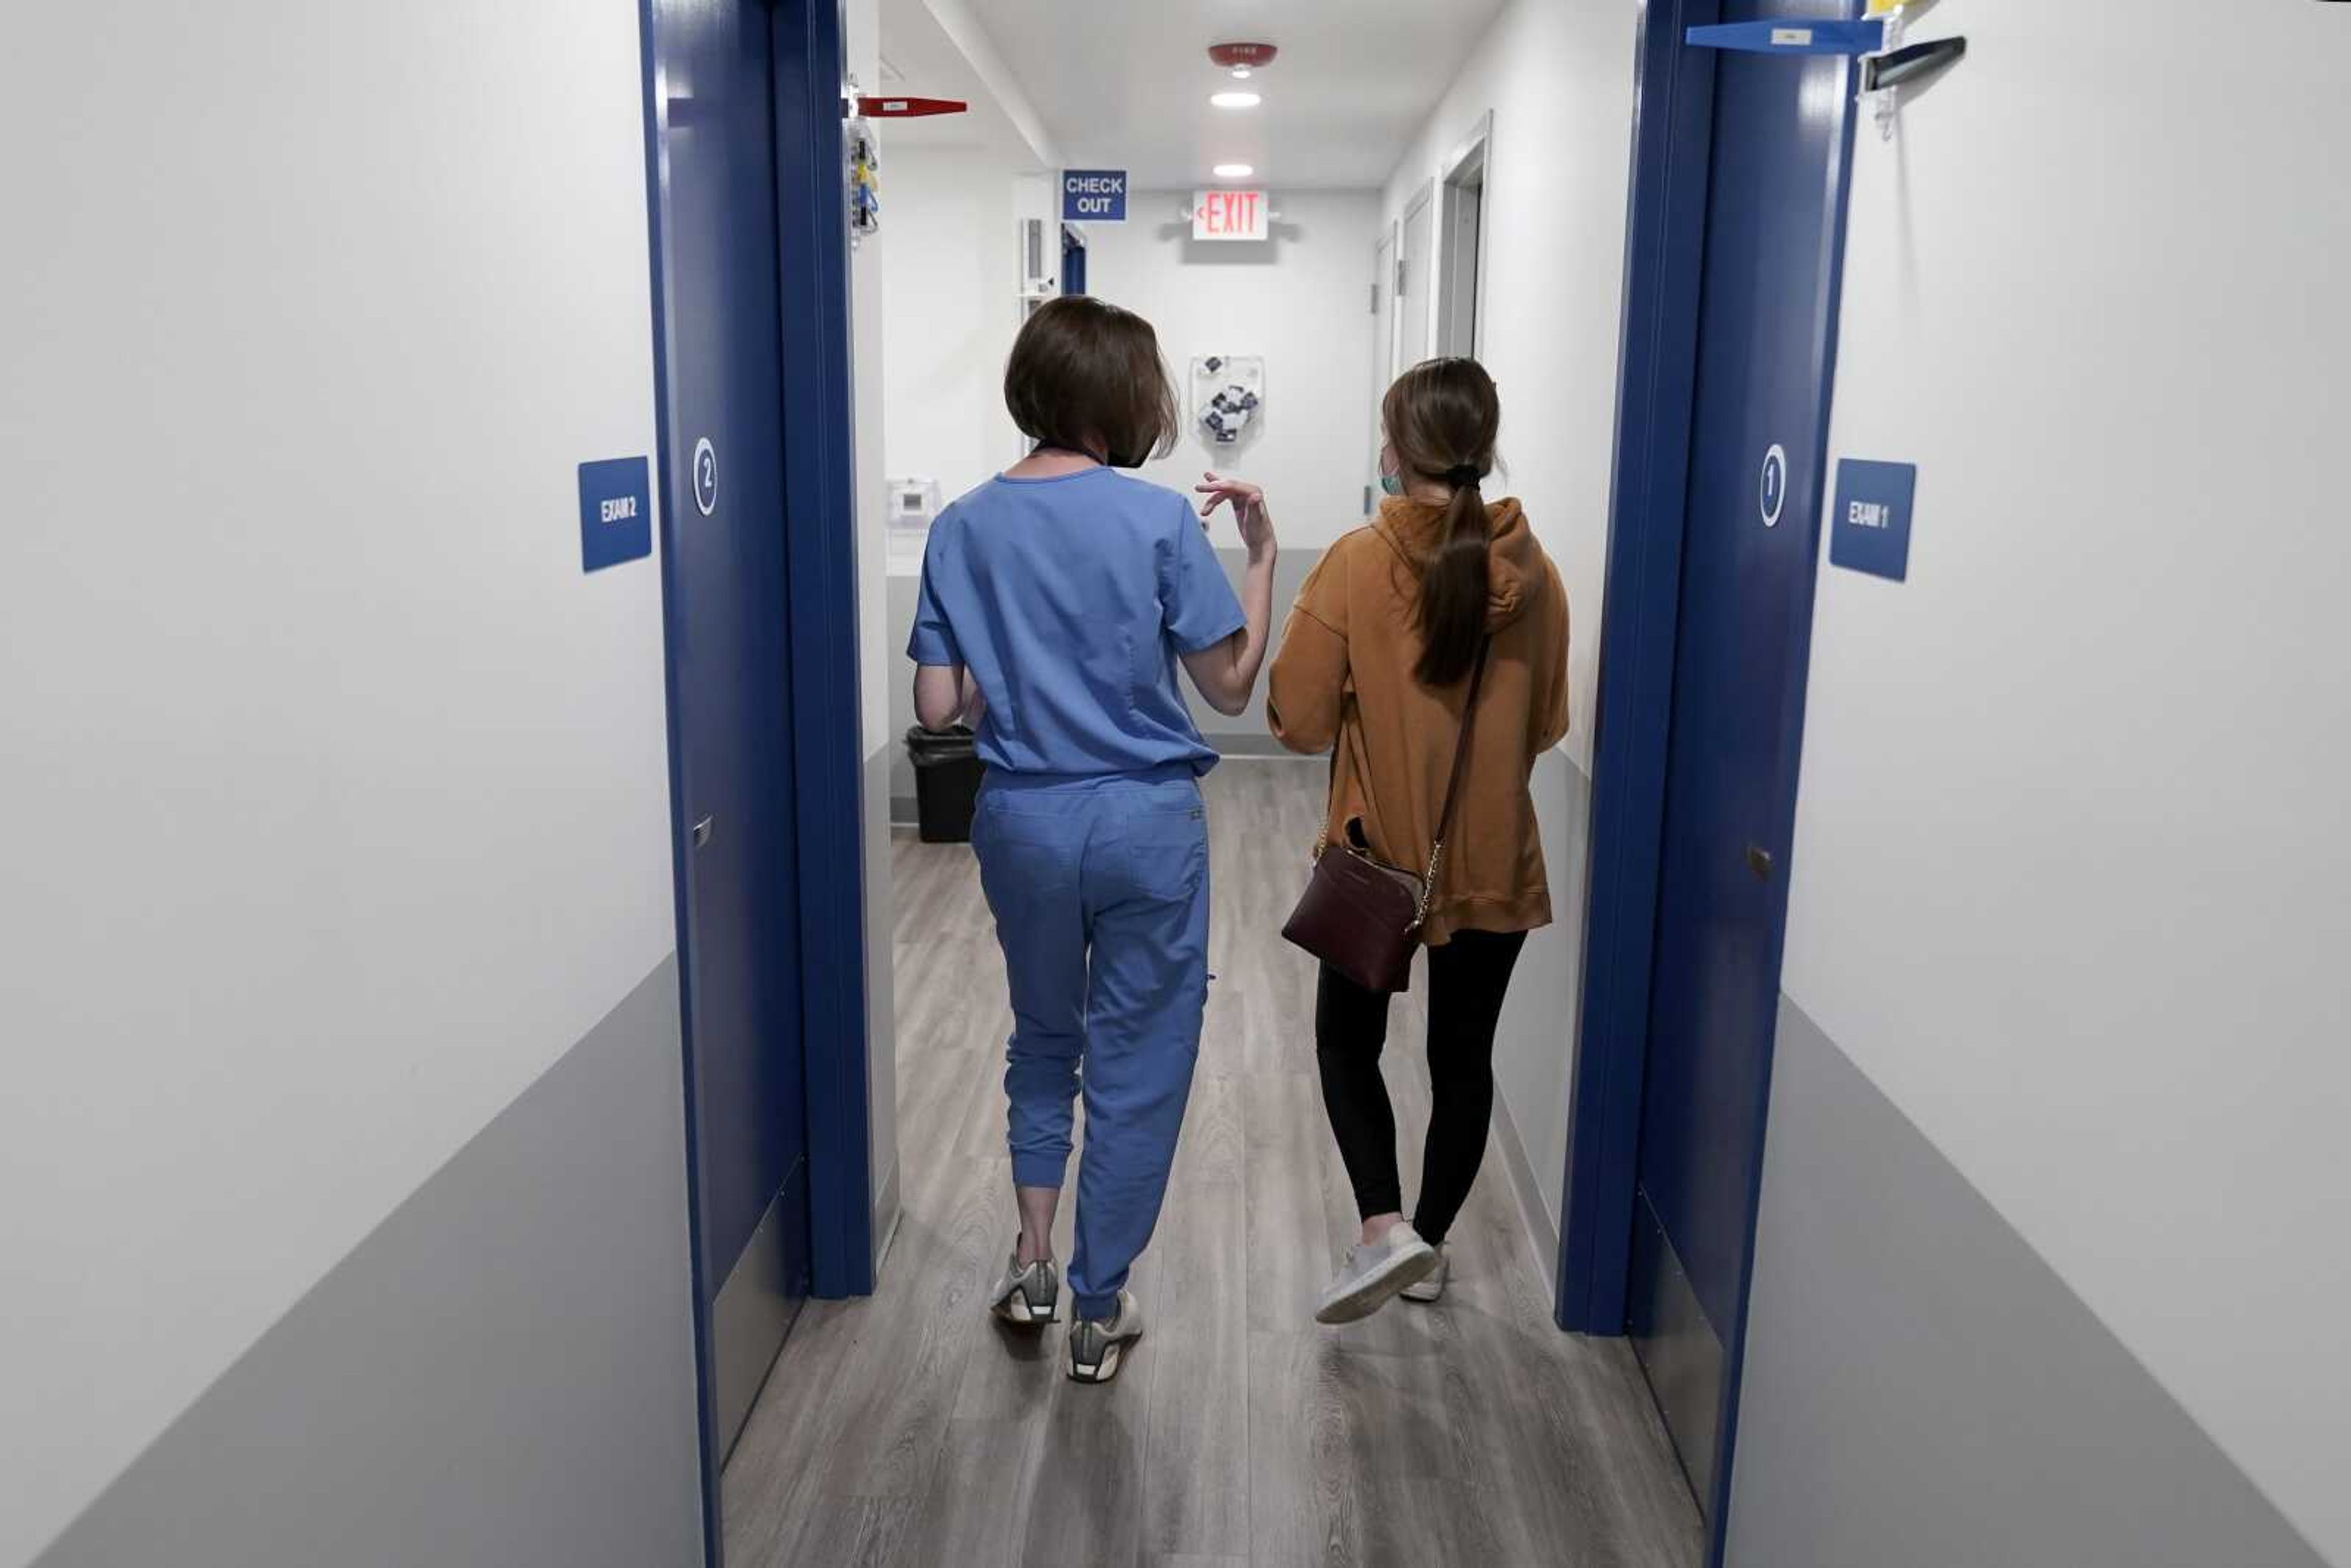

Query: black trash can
[906,724,984,843]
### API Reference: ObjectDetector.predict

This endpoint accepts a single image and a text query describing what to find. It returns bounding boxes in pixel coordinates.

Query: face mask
[1379,460,1406,498]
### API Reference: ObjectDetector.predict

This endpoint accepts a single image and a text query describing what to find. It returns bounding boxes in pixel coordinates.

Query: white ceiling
[874,0,1041,160]
[918,0,1507,190]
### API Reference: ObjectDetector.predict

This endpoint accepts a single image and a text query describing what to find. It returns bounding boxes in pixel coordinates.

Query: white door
[1438,180,1482,356]
[1369,222,1397,511]
[1396,185,1434,378]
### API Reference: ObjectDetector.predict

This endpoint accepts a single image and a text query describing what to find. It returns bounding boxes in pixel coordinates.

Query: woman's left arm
[913,664,983,730]
[1183,473,1280,716]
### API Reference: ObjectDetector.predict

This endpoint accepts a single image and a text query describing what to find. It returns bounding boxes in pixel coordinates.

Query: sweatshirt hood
[1371,495,1544,631]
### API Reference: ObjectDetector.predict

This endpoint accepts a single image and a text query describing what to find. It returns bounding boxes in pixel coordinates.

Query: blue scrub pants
[970,765,1210,1319]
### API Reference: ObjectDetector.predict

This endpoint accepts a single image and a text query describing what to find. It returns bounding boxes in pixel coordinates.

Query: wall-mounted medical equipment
[1191,356,1265,446]
[888,476,942,529]
[839,85,969,247]
[886,475,941,570]
[1018,216,1057,318]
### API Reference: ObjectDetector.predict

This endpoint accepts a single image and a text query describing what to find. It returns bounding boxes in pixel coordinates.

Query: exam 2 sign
[1193,188,1269,242]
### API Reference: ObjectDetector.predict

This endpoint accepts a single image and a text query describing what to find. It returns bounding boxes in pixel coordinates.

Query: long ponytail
[1382,359,1502,687]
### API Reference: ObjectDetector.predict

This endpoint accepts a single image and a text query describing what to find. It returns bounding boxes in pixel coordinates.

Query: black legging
[1314,928,1528,1246]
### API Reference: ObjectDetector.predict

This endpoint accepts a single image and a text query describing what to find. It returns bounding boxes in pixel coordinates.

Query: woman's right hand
[1196,471,1277,565]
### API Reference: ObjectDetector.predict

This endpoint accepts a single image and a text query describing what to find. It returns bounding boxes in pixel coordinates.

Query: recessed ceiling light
[1213,162,1254,179]
[1210,91,1261,110]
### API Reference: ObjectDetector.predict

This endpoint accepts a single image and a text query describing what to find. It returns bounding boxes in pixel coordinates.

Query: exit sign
[1192,188,1269,242]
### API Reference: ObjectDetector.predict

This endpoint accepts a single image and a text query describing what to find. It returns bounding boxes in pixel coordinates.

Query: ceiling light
[1230,66,1253,79]
[1213,162,1254,179]
[1210,91,1261,110]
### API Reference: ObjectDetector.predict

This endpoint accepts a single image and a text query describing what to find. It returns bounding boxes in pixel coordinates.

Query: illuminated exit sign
[1192,188,1269,242]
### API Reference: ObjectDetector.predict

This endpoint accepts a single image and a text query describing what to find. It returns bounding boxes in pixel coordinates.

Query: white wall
[1088,190,1381,550]
[877,139,1038,808]
[1381,0,1634,782]
[879,173,1379,550]
[0,9,679,1562]
[880,145,1029,510]
[1379,0,1638,1238]
[1778,5,2350,1558]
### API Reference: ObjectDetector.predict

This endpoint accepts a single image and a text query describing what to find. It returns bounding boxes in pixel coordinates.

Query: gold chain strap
[1410,839,1445,931]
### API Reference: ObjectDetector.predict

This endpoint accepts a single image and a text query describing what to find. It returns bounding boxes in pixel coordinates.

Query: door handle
[692,815,715,849]
[1745,844,1774,881]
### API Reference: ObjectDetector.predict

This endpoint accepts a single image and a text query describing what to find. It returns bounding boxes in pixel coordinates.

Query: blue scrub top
[908,467,1245,778]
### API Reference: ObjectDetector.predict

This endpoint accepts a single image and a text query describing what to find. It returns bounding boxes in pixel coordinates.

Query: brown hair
[1382,358,1502,686]
[1003,295,1178,468]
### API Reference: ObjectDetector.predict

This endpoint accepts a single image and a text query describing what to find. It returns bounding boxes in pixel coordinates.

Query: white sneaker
[987,1248,1059,1327]
[1401,1244,1449,1303]
[1068,1290,1144,1384]
[1314,1223,1439,1324]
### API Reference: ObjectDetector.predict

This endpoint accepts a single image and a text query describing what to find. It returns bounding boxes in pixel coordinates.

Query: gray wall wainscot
[34,959,706,1568]
[1727,997,2328,1568]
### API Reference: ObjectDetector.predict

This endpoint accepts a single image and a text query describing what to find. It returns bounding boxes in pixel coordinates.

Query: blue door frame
[637,0,871,1558]
[1557,0,1859,1557]
[768,0,875,1311]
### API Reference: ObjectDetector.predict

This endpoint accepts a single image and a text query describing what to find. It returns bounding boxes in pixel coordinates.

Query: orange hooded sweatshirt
[1266,496,1570,945]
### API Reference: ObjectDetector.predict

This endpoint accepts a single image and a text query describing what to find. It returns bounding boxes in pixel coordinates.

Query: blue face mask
[1379,468,1406,498]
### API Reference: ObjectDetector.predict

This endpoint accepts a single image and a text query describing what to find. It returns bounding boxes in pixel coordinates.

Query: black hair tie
[1445,464,1483,487]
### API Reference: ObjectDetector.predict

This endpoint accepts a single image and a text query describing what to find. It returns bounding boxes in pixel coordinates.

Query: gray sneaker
[1401,1244,1449,1304]
[1314,1223,1439,1324]
[1067,1289,1144,1384]
[988,1248,1059,1327]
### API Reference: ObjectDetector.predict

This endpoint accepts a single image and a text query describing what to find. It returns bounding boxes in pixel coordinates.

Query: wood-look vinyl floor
[722,760,1703,1568]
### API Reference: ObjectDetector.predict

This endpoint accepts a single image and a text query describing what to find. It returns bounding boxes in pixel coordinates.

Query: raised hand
[1196,471,1277,563]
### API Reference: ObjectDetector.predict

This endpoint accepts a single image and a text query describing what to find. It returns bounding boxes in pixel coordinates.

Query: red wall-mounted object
[1207,42,1278,70]
[855,96,967,118]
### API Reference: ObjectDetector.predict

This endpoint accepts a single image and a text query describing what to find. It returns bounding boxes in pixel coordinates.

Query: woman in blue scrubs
[909,296,1278,1383]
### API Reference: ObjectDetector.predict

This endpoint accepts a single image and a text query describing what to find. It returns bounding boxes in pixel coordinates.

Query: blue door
[648,0,810,1461]
[1626,0,1854,1528]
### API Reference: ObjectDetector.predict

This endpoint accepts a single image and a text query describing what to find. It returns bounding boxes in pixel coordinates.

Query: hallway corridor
[721,762,1703,1567]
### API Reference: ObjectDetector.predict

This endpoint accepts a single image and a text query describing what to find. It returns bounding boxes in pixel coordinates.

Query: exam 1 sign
[1829,459,1916,582]
[1192,189,1269,242]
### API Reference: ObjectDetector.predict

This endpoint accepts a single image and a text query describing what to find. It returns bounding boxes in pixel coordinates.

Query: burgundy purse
[1281,644,1488,993]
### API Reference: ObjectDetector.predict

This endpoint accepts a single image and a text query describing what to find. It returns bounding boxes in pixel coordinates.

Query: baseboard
[870,1157,903,1280]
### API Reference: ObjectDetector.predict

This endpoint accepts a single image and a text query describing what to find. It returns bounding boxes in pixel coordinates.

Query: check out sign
[1192,188,1269,242]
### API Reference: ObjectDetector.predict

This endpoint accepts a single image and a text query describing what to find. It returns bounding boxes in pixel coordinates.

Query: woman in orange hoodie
[1264,358,1570,1324]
